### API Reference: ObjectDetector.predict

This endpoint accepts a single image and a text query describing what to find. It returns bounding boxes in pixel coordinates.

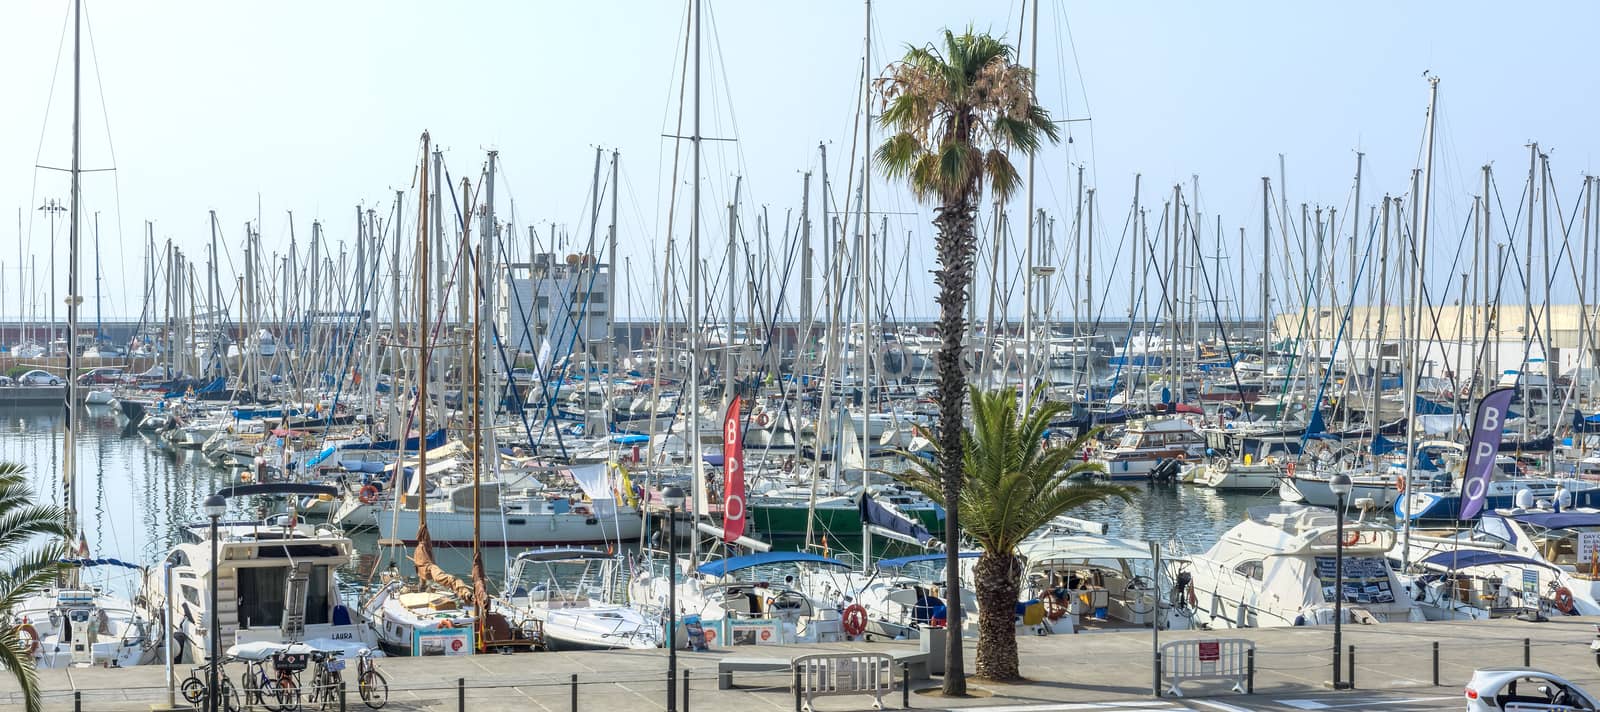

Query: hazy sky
[3,1,1598,325]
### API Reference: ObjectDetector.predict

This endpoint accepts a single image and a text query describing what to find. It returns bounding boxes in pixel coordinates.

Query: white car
[1465,667,1599,711]
[16,369,63,386]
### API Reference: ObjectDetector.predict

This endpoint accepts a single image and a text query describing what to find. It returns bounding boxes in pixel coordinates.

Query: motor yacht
[1092,417,1206,480]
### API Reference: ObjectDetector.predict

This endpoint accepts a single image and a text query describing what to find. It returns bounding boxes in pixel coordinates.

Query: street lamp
[201,494,227,712]
[661,485,686,712]
[1328,473,1353,691]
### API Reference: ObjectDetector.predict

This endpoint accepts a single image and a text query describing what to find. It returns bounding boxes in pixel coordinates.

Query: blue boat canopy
[875,551,981,569]
[1418,549,1559,572]
[1500,511,1600,530]
[696,551,849,577]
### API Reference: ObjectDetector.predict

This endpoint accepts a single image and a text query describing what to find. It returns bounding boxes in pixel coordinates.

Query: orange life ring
[841,604,868,637]
[1044,597,1068,622]
[755,412,772,427]
[359,484,380,505]
[15,623,39,656]
[1342,530,1361,547]
[438,618,455,630]
[1554,586,1577,614]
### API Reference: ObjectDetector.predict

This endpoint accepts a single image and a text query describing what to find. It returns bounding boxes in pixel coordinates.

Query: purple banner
[1458,387,1517,520]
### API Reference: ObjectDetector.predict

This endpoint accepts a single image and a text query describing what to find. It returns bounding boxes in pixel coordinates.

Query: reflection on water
[0,403,1274,598]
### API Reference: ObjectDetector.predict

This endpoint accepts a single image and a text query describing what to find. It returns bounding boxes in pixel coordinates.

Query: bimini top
[696,551,849,577]
[1496,509,1600,530]
[1418,549,1559,572]
[1016,535,1155,564]
[875,551,981,570]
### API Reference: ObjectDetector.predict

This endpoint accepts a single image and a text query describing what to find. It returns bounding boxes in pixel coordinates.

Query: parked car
[0,376,14,386]
[77,367,124,385]
[1465,667,1599,711]
[17,369,63,386]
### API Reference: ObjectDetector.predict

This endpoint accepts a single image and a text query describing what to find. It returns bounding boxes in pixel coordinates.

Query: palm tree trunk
[973,551,1022,680]
[933,195,977,696]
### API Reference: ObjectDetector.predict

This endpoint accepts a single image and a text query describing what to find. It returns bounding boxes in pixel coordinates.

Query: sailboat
[7,0,157,669]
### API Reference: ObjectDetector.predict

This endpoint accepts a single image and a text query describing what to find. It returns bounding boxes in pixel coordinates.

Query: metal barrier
[1158,638,1255,697]
[792,652,894,712]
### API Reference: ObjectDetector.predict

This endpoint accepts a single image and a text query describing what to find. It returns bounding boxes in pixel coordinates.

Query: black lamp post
[1328,473,1352,691]
[201,494,227,712]
[661,485,685,712]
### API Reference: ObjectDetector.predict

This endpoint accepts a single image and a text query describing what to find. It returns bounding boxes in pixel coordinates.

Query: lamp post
[661,485,685,712]
[1328,473,1352,691]
[201,494,227,712]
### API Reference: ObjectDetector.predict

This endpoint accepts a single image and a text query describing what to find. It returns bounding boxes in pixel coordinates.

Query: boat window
[236,567,288,627]
[181,585,201,607]
[1233,560,1264,581]
[1476,518,1516,545]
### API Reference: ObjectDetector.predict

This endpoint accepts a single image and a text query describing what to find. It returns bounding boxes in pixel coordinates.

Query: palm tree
[899,388,1132,681]
[875,28,1058,694]
[0,463,70,712]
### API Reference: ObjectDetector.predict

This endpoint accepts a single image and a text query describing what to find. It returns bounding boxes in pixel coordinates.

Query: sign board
[727,619,780,646]
[1522,568,1540,599]
[1197,641,1221,663]
[1578,532,1600,563]
[683,614,709,651]
[413,626,474,656]
[1313,556,1395,604]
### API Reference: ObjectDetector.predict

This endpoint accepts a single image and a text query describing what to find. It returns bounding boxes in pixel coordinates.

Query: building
[505,253,611,359]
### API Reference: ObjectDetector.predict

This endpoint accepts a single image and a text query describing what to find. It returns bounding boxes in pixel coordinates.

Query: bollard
[1347,645,1356,689]
[1432,642,1439,686]
[901,662,911,709]
[1524,637,1531,666]
[793,668,803,712]
[571,673,579,712]
[458,676,465,712]
[682,669,690,712]
[1246,648,1255,694]
[340,680,348,712]
[1152,650,1162,698]
[74,690,81,712]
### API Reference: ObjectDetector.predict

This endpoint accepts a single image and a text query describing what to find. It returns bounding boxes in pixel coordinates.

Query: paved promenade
[4,616,1596,711]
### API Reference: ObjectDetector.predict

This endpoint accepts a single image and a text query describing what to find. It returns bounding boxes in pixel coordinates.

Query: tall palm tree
[899,388,1132,681]
[876,28,1058,694]
[0,463,70,712]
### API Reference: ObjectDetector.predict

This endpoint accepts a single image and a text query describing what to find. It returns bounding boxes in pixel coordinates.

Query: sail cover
[859,492,933,545]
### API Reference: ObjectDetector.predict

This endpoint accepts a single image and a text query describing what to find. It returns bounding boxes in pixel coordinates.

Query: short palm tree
[899,388,1132,681]
[876,28,1058,694]
[0,463,70,712]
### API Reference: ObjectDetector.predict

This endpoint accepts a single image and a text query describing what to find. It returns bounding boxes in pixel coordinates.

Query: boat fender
[1396,477,1406,493]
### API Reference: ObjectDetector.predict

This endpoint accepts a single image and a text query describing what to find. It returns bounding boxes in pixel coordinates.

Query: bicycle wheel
[220,678,243,712]
[251,676,284,712]
[358,670,387,710]
[180,676,207,707]
[273,677,302,712]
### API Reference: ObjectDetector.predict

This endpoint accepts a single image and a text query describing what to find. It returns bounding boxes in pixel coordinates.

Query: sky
[3,0,1599,326]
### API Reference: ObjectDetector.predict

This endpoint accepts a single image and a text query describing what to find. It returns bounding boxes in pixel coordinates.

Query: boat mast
[63,0,83,551]
[688,0,703,559]
[1371,197,1391,447]
[1402,76,1439,570]
[1021,0,1038,407]
[859,0,873,465]
[415,131,433,560]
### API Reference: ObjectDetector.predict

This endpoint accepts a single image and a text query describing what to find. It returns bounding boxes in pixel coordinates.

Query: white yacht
[7,560,157,668]
[1191,435,1302,492]
[1395,503,1600,617]
[1186,504,1423,628]
[495,548,660,650]
[1092,418,1206,480]
[1017,534,1195,634]
[629,552,847,646]
[143,514,374,662]
[372,481,643,547]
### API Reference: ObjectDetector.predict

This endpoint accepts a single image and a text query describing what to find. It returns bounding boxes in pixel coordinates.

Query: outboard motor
[1148,458,1182,484]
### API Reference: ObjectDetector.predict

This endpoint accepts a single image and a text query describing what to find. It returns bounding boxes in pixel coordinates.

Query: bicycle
[179,658,241,712]
[304,651,345,709]
[269,650,310,712]
[237,657,282,712]
[353,648,387,709]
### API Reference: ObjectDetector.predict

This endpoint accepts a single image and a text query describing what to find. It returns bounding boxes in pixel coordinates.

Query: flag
[859,491,933,545]
[1459,387,1516,520]
[721,396,746,542]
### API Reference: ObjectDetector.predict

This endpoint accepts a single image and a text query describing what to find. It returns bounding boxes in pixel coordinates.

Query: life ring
[1342,530,1361,547]
[755,412,772,428]
[1555,586,1577,614]
[359,484,380,504]
[841,604,868,638]
[438,619,455,630]
[15,623,38,656]
[1044,596,1068,622]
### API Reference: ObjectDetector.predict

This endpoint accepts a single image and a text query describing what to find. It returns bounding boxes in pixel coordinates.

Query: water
[0,403,1268,593]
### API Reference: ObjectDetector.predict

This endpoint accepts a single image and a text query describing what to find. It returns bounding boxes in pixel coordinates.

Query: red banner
[722,396,746,542]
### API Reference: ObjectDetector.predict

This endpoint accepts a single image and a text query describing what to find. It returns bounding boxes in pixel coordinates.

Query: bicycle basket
[325,659,346,672]
[273,652,309,672]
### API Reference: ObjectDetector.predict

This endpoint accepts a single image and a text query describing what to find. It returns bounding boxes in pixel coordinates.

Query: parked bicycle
[237,655,283,712]
[353,648,387,709]
[179,657,241,712]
